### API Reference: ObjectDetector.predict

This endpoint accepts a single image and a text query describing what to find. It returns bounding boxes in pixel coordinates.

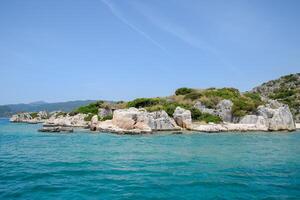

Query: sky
[0,0,299,105]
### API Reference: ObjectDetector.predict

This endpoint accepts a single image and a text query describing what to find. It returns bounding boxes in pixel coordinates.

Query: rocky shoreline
[10,99,297,134]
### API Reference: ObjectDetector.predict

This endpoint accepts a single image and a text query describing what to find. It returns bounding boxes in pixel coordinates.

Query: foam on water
[0,119,300,199]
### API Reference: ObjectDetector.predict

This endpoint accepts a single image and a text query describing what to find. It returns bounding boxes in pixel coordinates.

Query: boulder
[148,110,180,131]
[110,108,180,133]
[256,100,295,131]
[215,99,233,122]
[194,101,215,115]
[98,108,113,119]
[194,99,233,122]
[90,115,99,131]
[45,113,89,128]
[239,115,268,131]
[173,107,192,128]
[268,106,295,131]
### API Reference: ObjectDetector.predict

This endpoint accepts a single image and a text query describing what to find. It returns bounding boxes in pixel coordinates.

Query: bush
[269,89,295,100]
[84,113,94,121]
[74,101,104,115]
[232,97,256,117]
[184,92,202,100]
[30,112,38,118]
[101,114,113,121]
[127,98,163,108]
[190,108,221,123]
[203,88,240,100]
[56,112,67,117]
[175,87,194,95]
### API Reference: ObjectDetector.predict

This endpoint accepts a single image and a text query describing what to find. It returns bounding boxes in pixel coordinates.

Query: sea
[0,118,300,200]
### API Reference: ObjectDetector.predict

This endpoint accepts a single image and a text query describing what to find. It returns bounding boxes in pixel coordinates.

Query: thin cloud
[130,1,238,71]
[100,0,168,53]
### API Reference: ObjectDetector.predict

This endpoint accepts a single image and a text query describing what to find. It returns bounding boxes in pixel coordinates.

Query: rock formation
[173,107,192,128]
[10,111,49,123]
[239,100,295,131]
[98,108,112,119]
[194,99,233,122]
[91,107,180,134]
[44,113,89,128]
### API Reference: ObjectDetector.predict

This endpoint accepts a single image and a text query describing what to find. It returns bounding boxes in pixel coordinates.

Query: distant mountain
[0,100,97,117]
[252,73,300,122]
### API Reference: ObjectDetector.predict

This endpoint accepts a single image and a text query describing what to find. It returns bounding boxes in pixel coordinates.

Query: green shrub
[56,112,67,117]
[74,101,104,115]
[283,74,298,83]
[30,112,38,118]
[184,92,202,100]
[269,89,295,99]
[101,114,113,121]
[190,108,221,123]
[127,98,163,108]
[203,88,240,100]
[232,97,256,117]
[175,87,194,95]
[84,113,94,121]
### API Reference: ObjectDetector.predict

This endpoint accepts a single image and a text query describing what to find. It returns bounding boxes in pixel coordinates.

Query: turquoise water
[0,119,300,200]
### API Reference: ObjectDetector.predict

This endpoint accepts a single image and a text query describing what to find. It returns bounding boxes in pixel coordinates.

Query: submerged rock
[38,126,73,133]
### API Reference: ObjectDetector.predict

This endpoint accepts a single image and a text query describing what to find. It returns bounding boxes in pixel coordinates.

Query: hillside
[0,100,96,117]
[252,73,300,122]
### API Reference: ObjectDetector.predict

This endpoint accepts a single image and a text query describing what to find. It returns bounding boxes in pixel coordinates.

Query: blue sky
[0,0,299,104]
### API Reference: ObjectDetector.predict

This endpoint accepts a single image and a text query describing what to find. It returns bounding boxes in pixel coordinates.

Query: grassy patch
[73,101,104,115]
[30,112,38,118]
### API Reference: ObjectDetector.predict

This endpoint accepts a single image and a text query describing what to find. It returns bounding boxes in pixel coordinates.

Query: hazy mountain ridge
[0,100,96,117]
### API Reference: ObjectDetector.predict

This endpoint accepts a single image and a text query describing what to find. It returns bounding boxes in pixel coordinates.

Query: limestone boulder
[215,99,233,122]
[98,108,113,119]
[173,107,192,128]
[90,115,99,131]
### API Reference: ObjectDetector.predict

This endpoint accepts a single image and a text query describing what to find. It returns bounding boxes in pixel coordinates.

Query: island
[10,73,300,134]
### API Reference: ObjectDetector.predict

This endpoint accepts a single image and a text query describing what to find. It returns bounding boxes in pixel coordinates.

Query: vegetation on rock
[252,73,300,122]
[29,112,38,118]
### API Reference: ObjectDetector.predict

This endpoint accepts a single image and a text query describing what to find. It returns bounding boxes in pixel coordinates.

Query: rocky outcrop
[93,107,180,134]
[44,113,89,128]
[190,123,268,132]
[194,102,215,115]
[216,100,233,122]
[238,115,268,131]
[252,73,300,123]
[10,111,49,123]
[194,99,233,122]
[173,107,192,128]
[238,100,295,131]
[98,108,112,119]
[90,115,99,131]
[257,100,295,131]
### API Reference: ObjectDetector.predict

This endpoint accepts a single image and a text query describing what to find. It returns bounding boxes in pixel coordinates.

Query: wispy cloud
[130,1,238,71]
[100,0,167,53]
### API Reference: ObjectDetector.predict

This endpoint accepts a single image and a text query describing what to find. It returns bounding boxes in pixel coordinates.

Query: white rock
[173,107,192,128]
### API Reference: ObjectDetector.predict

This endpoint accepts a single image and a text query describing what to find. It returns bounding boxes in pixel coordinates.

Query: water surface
[1,119,300,199]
